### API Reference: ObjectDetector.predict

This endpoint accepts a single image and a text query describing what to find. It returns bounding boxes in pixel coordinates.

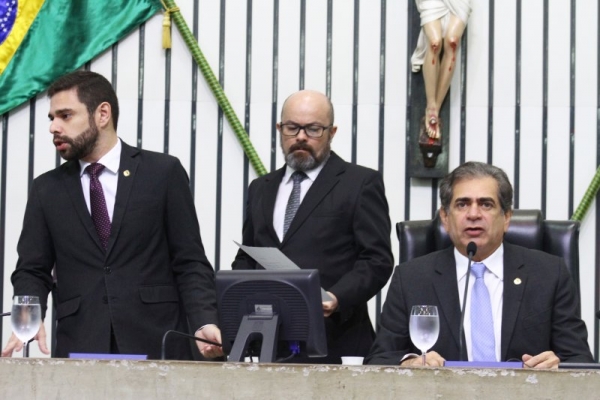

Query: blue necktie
[470,262,496,361]
[283,171,307,236]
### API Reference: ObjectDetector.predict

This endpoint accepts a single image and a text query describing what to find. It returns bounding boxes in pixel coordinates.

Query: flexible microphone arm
[459,242,477,361]
[1,312,10,317]
[161,329,222,360]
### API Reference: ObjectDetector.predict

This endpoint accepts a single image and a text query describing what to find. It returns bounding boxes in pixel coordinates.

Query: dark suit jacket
[12,141,218,359]
[365,242,593,365]
[232,152,394,363]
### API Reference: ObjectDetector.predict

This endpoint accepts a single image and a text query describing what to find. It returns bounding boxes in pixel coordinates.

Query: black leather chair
[396,209,581,295]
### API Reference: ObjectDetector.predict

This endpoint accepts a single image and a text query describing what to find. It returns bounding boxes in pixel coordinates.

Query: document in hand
[234,241,333,302]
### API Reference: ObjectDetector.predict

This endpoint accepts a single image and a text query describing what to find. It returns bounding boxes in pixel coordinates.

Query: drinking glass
[409,305,440,366]
[11,296,41,358]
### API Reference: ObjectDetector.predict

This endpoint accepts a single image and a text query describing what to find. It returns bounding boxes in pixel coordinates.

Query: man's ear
[96,102,112,129]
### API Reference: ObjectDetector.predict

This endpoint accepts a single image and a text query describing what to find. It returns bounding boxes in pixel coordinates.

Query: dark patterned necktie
[85,163,111,250]
[283,171,307,236]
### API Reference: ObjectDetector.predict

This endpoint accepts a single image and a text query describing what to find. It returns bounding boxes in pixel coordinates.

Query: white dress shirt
[79,139,121,222]
[273,161,326,242]
[455,244,504,361]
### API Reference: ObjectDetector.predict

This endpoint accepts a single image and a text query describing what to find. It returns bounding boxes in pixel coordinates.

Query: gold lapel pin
[123,170,130,177]
[514,278,522,285]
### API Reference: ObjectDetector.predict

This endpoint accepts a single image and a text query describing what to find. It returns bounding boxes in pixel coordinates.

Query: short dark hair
[439,161,513,214]
[48,70,119,130]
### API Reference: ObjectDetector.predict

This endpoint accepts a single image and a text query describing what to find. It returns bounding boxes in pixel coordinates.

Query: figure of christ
[411,0,471,141]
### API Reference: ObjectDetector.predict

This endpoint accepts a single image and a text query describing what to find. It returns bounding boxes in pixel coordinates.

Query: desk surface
[2,358,599,399]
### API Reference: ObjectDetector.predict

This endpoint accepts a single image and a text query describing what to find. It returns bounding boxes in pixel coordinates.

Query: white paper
[234,241,333,302]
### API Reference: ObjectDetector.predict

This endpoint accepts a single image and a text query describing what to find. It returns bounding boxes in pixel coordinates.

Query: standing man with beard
[2,71,223,360]
[232,90,393,364]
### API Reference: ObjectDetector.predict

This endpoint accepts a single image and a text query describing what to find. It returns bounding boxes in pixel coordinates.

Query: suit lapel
[432,248,463,353]
[261,168,286,244]
[61,160,105,252]
[106,141,141,256]
[281,152,343,245]
[500,243,526,360]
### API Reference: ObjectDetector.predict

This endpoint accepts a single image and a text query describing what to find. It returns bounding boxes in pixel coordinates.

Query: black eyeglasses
[279,123,332,138]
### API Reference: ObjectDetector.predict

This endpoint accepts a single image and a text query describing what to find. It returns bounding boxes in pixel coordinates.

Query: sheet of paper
[234,241,332,302]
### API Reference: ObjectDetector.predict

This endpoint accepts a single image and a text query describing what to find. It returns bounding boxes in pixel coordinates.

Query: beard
[283,141,331,171]
[55,120,100,161]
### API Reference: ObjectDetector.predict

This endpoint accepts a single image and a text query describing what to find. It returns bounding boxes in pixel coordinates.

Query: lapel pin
[514,278,522,285]
[123,170,130,177]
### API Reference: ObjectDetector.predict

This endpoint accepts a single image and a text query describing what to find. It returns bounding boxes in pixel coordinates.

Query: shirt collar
[455,243,504,281]
[79,139,122,177]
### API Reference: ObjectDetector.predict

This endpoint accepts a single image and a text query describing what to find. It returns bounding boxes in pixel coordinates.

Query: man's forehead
[452,177,499,201]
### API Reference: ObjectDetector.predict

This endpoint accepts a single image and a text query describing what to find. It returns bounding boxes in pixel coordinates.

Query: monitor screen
[216,269,327,362]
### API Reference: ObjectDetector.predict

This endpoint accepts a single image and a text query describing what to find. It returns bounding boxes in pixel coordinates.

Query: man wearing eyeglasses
[232,90,394,364]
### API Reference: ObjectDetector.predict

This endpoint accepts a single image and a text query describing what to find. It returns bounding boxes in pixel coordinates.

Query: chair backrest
[396,209,581,294]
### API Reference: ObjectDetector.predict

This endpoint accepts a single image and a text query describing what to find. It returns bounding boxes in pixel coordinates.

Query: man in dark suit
[1,71,222,360]
[366,162,593,368]
[232,90,394,364]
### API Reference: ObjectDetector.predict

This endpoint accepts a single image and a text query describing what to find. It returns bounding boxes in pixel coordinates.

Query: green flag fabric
[0,0,162,116]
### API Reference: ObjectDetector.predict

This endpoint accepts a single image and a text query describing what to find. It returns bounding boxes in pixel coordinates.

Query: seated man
[366,161,593,368]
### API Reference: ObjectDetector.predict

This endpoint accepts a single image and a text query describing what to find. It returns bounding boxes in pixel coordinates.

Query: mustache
[289,143,314,153]
[53,135,74,145]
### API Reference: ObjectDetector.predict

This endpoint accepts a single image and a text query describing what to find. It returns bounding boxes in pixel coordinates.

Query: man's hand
[195,324,224,359]
[522,351,559,369]
[1,323,49,357]
[322,291,338,317]
[400,351,445,367]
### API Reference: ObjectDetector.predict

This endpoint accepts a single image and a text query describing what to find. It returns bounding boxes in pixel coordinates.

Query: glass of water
[409,305,440,366]
[11,296,41,358]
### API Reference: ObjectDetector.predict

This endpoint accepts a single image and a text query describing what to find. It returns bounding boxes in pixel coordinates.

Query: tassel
[162,10,171,49]
[160,0,180,49]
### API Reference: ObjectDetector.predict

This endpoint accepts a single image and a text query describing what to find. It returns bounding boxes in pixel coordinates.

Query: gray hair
[439,162,513,214]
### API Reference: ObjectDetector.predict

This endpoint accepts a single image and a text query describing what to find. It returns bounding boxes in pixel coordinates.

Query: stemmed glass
[409,305,440,366]
[11,296,41,358]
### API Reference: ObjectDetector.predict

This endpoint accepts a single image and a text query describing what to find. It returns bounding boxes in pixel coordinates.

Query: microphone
[458,242,477,361]
[1,312,10,317]
[161,329,222,360]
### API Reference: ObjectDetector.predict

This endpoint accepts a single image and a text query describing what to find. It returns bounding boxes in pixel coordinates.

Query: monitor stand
[228,311,280,363]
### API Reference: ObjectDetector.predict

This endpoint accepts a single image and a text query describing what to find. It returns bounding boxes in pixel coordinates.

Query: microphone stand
[161,330,222,360]
[459,244,476,361]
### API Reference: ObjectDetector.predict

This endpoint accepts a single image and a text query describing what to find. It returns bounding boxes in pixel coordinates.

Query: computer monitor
[216,269,327,363]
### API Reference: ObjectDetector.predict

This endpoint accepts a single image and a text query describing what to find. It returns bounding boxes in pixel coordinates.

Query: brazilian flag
[0,0,162,115]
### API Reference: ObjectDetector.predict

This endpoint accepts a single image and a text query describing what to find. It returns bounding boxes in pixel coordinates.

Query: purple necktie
[85,163,111,250]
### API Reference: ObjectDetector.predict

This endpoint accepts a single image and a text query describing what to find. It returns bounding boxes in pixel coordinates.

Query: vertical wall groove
[375,0,387,333]
[163,49,172,154]
[326,0,332,98]
[243,0,253,219]
[351,0,359,165]
[137,23,146,149]
[404,0,414,220]
[270,0,279,172]
[0,114,7,333]
[214,0,226,271]
[458,32,468,164]
[487,0,495,164]
[299,0,306,90]
[541,0,549,216]
[190,0,199,196]
[568,0,576,216]
[514,0,522,209]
